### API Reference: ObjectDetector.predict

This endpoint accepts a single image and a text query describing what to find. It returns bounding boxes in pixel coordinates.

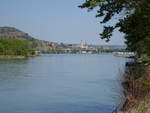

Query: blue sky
[0,0,125,45]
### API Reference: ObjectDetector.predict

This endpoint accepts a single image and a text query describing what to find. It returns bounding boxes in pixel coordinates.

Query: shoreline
[0,54,42,60]
[117,59,150,113]
[0,55,26,59]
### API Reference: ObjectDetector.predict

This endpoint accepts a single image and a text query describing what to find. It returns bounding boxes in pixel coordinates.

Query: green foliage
[79,0,150,57]
[0,27,48,53]
[137,37,150,57]
[0,38,30,56]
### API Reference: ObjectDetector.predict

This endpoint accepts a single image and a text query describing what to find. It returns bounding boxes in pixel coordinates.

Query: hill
[0,27,35,41]
[0,27,48,52]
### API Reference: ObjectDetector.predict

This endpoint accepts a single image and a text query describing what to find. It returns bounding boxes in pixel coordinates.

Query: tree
[79,0,150,57]
[0,38,30,56]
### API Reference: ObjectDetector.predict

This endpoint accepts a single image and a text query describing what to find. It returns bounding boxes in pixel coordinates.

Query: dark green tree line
[0,38,30,56]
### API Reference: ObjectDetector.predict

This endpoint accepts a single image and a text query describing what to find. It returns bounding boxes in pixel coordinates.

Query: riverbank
[118,60,150,113]
[0,55,26,59]
[0,54,42,59]
[119,95,150,113]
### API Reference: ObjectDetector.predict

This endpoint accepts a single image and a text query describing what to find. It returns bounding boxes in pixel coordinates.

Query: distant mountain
[0,27,36,41]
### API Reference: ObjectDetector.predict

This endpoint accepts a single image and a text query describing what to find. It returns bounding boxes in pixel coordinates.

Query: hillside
[0,27,35,41]
[0,27,48,51]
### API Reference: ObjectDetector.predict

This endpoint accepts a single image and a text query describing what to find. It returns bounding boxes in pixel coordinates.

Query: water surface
[0,54,127,113]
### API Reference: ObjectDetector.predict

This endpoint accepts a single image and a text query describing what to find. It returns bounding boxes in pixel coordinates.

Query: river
[0,54,128,113]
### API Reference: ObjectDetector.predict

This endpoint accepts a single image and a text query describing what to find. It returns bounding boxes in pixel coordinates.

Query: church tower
[80,40,84,48]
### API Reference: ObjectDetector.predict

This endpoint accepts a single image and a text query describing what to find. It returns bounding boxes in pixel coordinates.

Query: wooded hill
[0,27,48,52]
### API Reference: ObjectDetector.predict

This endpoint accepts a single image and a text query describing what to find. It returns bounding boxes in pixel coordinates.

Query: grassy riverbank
[0,54,42,60]
[120,95,150,113]
[0,55,26,59]
[119,59,150,113]
[119,95,150,113]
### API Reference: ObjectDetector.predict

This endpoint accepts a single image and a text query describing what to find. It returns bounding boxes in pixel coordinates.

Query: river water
[0,54,128,113]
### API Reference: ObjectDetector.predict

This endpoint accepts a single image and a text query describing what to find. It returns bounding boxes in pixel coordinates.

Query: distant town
[42,40,127,54]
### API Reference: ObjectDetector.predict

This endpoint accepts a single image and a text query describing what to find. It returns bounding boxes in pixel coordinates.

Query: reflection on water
[0,54,128,113]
